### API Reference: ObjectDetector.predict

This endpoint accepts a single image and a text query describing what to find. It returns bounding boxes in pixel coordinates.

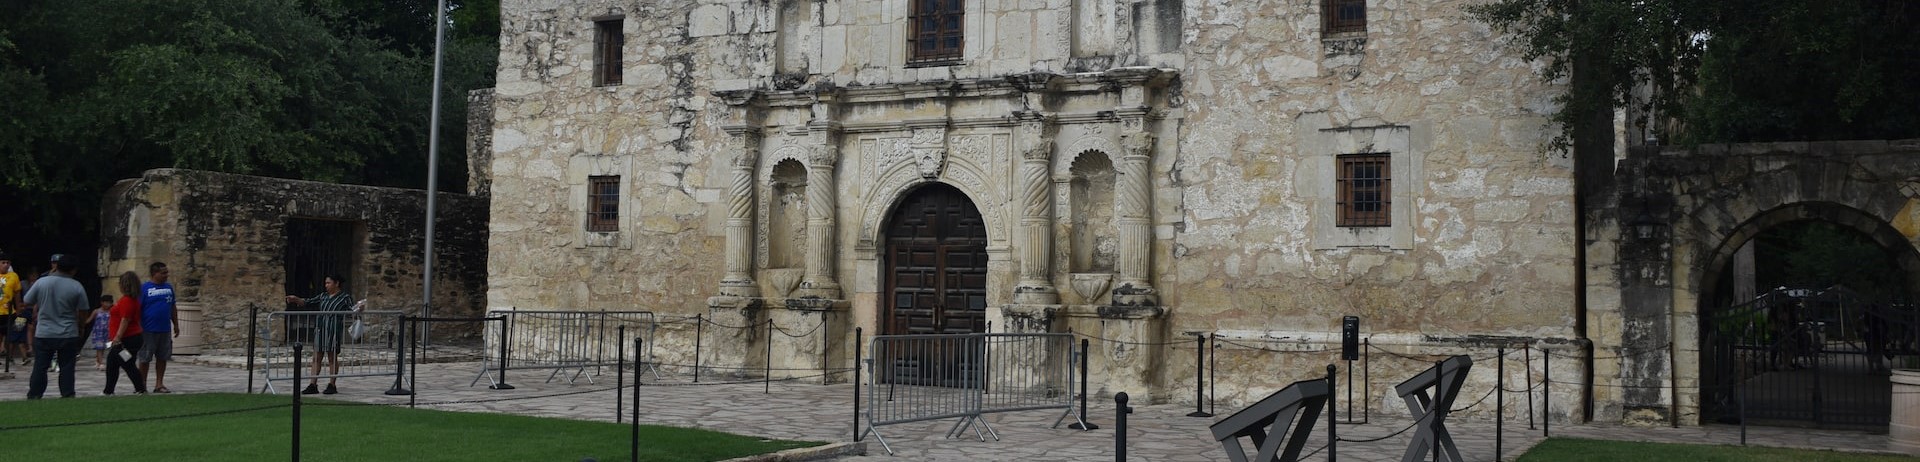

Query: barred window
[909,0,964,65]
[1323,0,1366,35]
[1336,154,1390,227]
[593,18,624,86]
[588,176,620,232]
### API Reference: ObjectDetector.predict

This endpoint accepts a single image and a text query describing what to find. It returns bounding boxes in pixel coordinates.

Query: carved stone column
[1113,131,1157,306]
[795,126,842,299]
[718,127,761,299]
[1014,119,1059,305]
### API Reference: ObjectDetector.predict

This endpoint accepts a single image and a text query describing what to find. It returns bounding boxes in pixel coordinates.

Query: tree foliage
[0,0,497,263]
[1468,0,1920,146]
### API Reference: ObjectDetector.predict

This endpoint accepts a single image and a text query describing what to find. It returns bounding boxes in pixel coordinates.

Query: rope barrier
[1538,343,1673,360]
[645,362,855,373]
[1335,417,1425,443]
[1215,339,1336,354]
[1069,331,1188,347]
[772,318,827,338]
[1449,386,1500,413]
[0,404,291,431]
[313,384,628,407]
[700,317,770,330]
[639,370,843,387]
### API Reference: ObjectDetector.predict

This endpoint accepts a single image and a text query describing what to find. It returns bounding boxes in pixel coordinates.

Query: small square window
[593,19,624,86]
[1336,154,1390,227]
[1323,0,1366,35]
[587,176,620,232]
[909,0,963,65]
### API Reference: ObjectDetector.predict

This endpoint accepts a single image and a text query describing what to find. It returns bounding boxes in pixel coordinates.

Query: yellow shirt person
[0,260,16,316]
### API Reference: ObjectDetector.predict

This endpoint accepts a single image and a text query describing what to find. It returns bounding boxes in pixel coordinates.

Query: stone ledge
[719,441,866,462]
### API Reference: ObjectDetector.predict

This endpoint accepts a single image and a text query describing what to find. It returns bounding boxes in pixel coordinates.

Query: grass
[0,393,821,462]
[1520,437,1920,462]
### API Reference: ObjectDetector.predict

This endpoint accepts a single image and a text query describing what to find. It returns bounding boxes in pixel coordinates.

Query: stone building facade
[99,169,490,347]
[487,0,1587,419]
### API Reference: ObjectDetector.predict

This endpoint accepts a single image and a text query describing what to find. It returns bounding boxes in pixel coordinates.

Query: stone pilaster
[1113,130,1158,306]
[718,127,761,299]
[796,123,842,300]
[1014,117,1060,305]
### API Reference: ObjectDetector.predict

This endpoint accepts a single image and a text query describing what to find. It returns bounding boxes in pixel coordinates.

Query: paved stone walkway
[0,355,1909,461]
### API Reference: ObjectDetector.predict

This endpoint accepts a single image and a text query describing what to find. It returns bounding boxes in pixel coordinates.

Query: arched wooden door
[883,183,989,335]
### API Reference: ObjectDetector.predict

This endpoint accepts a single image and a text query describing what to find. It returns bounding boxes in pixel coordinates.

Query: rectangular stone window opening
[592,18,623,87]
[587,175,620,232]
[1336,153,1390,227]
[1323,0,1366,35]
[908,0,964,65]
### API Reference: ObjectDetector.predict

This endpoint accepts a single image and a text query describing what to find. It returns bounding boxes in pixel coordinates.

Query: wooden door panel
[884,184,990,336]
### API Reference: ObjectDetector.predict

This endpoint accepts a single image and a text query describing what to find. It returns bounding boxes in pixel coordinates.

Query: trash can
[173,302,204,355]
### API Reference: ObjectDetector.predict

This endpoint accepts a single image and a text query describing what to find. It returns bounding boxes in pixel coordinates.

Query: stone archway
[879,182,990,335]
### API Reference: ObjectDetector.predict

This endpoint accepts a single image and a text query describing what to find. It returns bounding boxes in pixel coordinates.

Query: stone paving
[0,354,1910,461]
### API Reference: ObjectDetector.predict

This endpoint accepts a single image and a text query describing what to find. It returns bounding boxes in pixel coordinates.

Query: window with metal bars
[593,18,623,86]
[1336,154,1390,227]
[587,176,620,232]
[1323,0,1366,35]
[909,0,964,65]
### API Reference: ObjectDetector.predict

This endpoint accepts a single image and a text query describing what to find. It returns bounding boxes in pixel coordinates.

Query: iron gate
[1703,286,1920,427]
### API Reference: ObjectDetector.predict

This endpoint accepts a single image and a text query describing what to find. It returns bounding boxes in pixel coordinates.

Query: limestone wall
[98,169,490,347]
[490,0,1580,415]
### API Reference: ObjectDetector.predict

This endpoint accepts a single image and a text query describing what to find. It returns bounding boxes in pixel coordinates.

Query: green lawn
[0,393,820,462]
[1520,437,1920,462]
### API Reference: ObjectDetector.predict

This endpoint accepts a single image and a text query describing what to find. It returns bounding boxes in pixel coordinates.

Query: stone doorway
[881,183,989,335]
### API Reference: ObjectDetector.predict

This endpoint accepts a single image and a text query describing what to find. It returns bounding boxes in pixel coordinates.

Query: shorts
[138,332,174,363]
[289,326,342,353]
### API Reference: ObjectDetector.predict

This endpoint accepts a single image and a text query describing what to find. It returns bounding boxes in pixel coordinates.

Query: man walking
[23,254,87,398]
[139,262,178,394]
[0,252,19,363]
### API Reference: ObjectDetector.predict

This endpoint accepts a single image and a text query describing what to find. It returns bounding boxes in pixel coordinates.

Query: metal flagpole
[422,0,448,346]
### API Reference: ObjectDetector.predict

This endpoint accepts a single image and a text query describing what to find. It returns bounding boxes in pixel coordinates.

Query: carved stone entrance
[883,183,989,335]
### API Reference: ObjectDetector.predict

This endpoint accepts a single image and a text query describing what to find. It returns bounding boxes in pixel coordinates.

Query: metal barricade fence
[472,309,658,387]
[862,333,1075,454]
[257,310,405,394]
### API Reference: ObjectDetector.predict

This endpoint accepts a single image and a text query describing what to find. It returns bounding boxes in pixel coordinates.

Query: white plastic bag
[346,299,369,342]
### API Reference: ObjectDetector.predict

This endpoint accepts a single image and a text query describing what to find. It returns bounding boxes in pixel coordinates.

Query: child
[90,295,112,370]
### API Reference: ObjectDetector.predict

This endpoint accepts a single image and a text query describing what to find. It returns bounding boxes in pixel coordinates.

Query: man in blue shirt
[139,262,179,394]
[23,254,88,398]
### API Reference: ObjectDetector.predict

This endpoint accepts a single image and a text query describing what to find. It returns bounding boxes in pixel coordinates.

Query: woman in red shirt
[103,271,145,395]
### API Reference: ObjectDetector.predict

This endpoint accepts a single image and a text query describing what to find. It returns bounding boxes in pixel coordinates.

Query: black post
[617,324,626,424]
[1497,345,1505,460]
[1544,349,1552,438]
[1669,341,1679,429]
[385,317,412,396]
[1209,333,1218,416]
[1069,338,1099,430]
[247,303,258,394]
[1189,333,1211,417]
[1115,392,1132,462]
[854,327,863,441]
[1433,359,1442,462]
[1363,337,1371,422]
[1327,364,1338,462]
[492,315,514,390]
[1525,345,1536,430]
[409,318,419,408]
[1739,382,1748,446]
[292,342,303,462]
[632,337,642,462]
[702,314,710,383]
[765,321,773,394]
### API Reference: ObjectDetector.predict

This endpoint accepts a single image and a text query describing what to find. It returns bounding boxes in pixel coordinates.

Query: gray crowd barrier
[257,310,405,394]
[862,333,1076,454]
[472,309,659,387]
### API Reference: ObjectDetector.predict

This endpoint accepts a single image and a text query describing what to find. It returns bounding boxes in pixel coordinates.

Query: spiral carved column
[1014,127,1059,305]
[1113,132,1157,306]
[797,143,842,300]
[719,130,761,298]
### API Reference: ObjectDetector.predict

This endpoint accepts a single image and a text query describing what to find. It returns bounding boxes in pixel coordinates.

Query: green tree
[1468,0,1920,146]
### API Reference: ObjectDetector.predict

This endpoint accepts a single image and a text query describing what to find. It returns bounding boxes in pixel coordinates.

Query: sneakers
[322,383,338,395]
[302,383,320,395]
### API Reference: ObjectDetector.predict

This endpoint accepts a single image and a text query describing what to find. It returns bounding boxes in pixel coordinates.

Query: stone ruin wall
[99,169,490,348]
[488,0,1583,417]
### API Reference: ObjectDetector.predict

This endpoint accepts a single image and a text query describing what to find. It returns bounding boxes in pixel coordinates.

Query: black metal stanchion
[247,304,258,394]
[292,342,303,462]
[409,319,419,408]
[632,337,643,462]
[1739,383,1748,446]
[1115,392,1132,462]
[1188,333,1212,417]
[617,324,626,424]
[385,317,412,396]
[1433,358,1443,462]
[1669,342,1679,428]
[1209,333,1218,416]
[765,321,773,394]
[1497,345,1505,460]
[1069,338,1099,430]
[1525,345,1536,430]
[702,314,710,383]
[1327,364,1338,462]
[491,315,514,390]
[1544,349,1552,438]
[853,327,862,441]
